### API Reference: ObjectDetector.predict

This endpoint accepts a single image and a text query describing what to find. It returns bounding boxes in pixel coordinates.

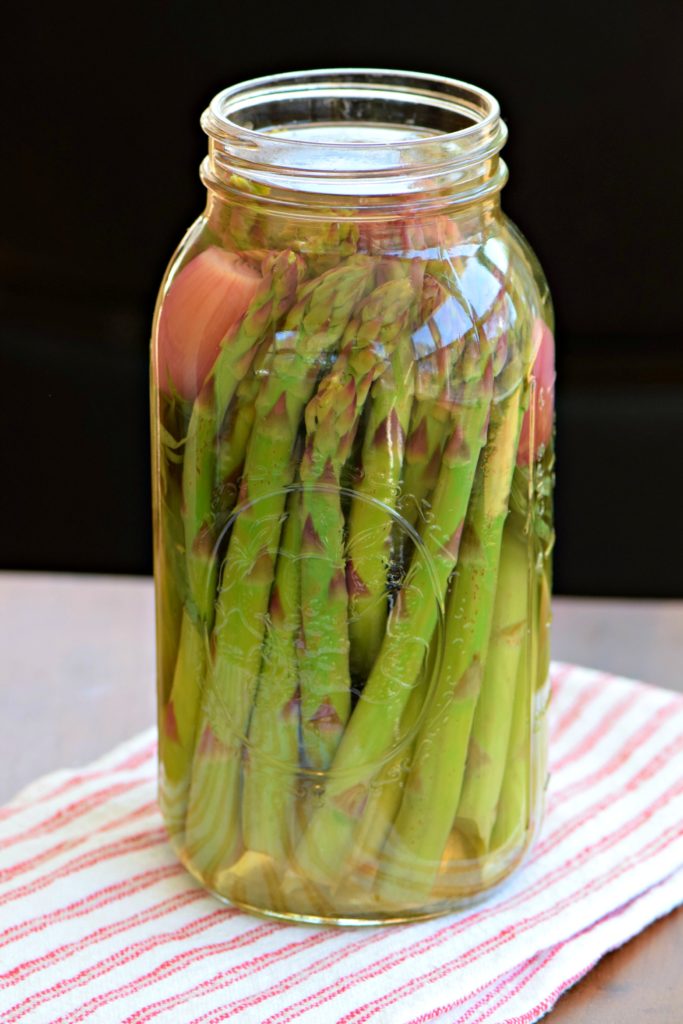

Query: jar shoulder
[161,213,214,286]
[497,213,554,330]
[157,204,554,337]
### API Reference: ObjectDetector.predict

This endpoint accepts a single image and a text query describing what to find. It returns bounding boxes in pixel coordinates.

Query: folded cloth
[0,663,681,1024]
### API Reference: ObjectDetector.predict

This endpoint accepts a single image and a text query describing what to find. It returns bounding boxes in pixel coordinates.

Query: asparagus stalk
[489,638,531,854]
[454,309,556,863]
[489,448,554,859]
[487,511,552,858]
[398,276,456,533]
[210,334,273,528]
[287,326,494,891]
[298,278,416,770]
[454,522,529,854]
[376,352,524,904]
[393,270,487,582]
[233,279,415,892]
[329,675,429,898]
[158,606,207,836]
[346,266,419,680]
[154,391,191,701]
[367,262,529,896]
[170,252,304,722]
[240,488,303,863]
[346,350,414,680]
[184,256,374,879]
[182,249,305,627]
[160,253,306,831]
[153,392,192,834]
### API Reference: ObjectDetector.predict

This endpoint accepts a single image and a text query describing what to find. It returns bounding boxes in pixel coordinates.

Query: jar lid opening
[202,69,508,201]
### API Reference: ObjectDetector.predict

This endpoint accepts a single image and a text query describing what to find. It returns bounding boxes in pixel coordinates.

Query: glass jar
[150,69,554,925]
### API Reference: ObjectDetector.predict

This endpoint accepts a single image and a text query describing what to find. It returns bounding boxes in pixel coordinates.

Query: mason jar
[150,69,555,925]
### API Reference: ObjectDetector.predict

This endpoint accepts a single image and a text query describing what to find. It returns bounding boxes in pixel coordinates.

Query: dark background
[2,0,682,596]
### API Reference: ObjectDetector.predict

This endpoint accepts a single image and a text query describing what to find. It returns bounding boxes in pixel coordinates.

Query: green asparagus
[346,266,419,680]
[287,324,494,891]
[182,249,305,626]
[184,256,374,879]
[160,251,305,829]
[240,488,304,863]
[454,522,529,855]
[298,278,416,771]
[152,170,554,921]
[377,353,524,904]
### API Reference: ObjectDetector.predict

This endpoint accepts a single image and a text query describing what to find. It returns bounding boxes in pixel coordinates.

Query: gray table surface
[1,572,682,1021]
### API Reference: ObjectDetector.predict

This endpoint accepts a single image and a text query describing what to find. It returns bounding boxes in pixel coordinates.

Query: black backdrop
[2,0,682,595]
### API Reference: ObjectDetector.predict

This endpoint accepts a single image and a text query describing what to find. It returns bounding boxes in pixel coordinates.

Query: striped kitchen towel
[1,663,682,1024]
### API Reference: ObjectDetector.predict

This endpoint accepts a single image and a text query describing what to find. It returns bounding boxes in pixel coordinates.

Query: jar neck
[200,69,508,217]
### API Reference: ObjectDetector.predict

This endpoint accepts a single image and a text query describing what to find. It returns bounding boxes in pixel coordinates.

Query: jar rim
[205,68,501,146]
[201,68,508,202]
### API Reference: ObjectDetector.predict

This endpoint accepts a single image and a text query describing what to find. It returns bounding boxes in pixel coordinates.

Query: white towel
[0,663,681,1024]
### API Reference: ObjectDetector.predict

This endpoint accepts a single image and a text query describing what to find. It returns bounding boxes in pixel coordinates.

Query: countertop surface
[1,572,682,1021]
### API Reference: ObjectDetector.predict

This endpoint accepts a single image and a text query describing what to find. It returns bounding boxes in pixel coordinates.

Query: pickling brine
[151,69,554,924]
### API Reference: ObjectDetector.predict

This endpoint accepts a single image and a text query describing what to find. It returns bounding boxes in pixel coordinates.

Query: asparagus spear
[346,264,419,680]
[484,312,555,856]
[398,276,456,533]
[443,307,555,865]
[287,324,494,892]
[160,252,306,830]
[184,256,374,879]
[182,249,305,627]
[393,268,490,577]
[486,540,551,863]
[327,675,429,900]
[298,278,416,771]
[454,521,529,855]
[367,259,527,896]
[210,334,273,528]
[170,252,304,723]
[487,433,555,858]
[158,605,208,836]
[231,278,416,895]
[240,488,303,863]
[153,390,191,701]
[346,351,414,680]
[489,637,531,855]
[153,392,192,835]
[376,350,524,905]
